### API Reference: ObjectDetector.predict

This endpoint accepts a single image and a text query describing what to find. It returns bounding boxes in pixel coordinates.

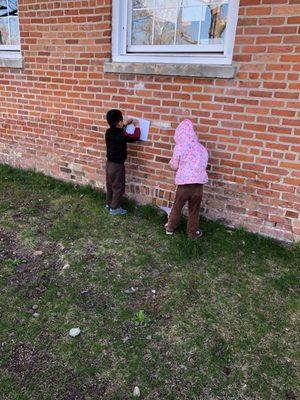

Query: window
[0,0,20,51]
[112,0,239,65]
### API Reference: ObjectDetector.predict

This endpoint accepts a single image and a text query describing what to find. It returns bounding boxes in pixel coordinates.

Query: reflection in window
[131,0,228,47]
[132,9,153,45]
[0,0,19,47]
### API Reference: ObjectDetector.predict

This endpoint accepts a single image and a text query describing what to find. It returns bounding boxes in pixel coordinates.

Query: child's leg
[187,184,203,237]
[167,185,189,232]
[110,163,125,209]
[106,162,113,207]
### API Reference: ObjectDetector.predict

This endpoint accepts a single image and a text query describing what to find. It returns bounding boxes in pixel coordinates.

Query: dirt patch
[0,228,62,298]
[2,342,53,378]
[1,342,110,399]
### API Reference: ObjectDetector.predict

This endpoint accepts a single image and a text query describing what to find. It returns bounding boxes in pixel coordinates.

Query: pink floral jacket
[169,119,208,185]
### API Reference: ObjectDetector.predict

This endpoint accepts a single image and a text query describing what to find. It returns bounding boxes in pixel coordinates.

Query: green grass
[0,164,299,399]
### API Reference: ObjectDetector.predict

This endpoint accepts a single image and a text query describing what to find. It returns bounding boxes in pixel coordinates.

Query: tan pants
[106,161,125,209]
[167,184,203,238]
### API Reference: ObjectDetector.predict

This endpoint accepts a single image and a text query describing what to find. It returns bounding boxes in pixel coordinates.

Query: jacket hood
[174,119,198,145]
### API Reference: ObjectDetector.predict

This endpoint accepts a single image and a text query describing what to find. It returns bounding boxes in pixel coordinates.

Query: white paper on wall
[126,117,150,141]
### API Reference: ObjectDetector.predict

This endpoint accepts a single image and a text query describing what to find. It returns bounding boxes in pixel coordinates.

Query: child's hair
[106,109,123,128]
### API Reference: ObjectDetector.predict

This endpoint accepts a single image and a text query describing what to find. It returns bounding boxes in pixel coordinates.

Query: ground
[0,164,299,400]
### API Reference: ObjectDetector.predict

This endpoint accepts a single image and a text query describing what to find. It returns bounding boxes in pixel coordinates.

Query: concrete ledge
[0,57,24,69]
[104,62,236,79]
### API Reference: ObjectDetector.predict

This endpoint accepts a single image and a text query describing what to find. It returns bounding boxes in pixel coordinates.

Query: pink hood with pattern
[169,119,208,185]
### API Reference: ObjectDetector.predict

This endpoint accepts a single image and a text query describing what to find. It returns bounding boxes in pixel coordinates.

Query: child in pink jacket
[165,119,208,238]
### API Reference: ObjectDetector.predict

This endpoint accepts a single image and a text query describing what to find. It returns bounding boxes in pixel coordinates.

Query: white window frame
[0,0,21,54]
[112,0,239,65]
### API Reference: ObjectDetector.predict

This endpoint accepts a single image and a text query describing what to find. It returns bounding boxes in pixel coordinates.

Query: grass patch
[0,164,299,400]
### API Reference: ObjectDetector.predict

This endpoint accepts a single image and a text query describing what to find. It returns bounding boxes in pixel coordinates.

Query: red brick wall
[0,0,299,242]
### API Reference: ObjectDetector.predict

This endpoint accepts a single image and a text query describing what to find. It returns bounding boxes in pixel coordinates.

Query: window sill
[104,62,236,79]
[0,54,23,69]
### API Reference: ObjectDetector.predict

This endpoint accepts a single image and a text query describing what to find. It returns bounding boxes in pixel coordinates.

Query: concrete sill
[104,62,236,79]
[0,56,23,69]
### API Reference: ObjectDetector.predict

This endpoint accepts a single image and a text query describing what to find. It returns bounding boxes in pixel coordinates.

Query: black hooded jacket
[105,126,140,164]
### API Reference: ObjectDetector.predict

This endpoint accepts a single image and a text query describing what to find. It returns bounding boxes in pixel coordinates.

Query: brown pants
[167,184,203,238]
[106,161,125,209]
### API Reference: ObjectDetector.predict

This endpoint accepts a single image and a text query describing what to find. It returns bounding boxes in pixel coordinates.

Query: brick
[249,90,273,98]
[271,26,297,34]
[280,162,300,170]
[285,211,299,219]
[246,7,271,16]
[259,17,285,26]
[275,91,299,99]
[280,55,300,63]
[273,5,300,16]
[287,16,300,24]
[256,36,282,44]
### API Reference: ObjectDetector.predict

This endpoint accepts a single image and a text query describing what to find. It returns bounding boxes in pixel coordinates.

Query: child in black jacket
[105,109,140,215]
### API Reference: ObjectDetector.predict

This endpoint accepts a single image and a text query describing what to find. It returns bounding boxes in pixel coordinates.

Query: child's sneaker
[109,207,127,216]
[189,229,203,239]
[164,223,174,235]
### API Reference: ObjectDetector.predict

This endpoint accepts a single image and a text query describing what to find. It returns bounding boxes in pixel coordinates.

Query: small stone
[69,328,81,337]
[133,386,140,397]
[146,335,152,340]
[124,287,137,294]
[33,312,40,318]
[33,250,43,257]
[151,289,156,294]
[32,304,39,310]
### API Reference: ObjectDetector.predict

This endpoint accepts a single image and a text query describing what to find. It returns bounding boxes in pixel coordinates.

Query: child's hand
[132,119,139,127]
[124,119,133,126]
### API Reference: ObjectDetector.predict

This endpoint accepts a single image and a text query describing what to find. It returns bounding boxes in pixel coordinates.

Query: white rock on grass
[59,262,70,276]
[124,287,137,294]
[33,313,40,318]
[62,263,70,270]
[133,386,140,397]
[69,328,81,337]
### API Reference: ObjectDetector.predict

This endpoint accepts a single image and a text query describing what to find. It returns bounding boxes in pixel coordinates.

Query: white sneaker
[164,223,174,235]
[109,207,127,216]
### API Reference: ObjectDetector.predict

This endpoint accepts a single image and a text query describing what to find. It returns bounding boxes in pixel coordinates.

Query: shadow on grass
[1,163,299,267]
